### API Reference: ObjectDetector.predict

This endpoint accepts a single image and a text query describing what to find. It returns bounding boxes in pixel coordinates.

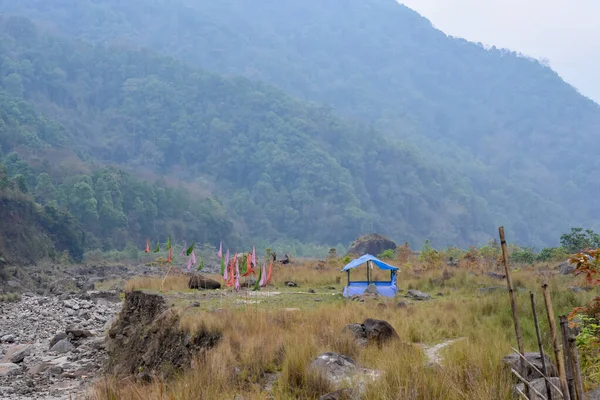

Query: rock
[63,300,80,310]
[3,344,32,363]
[342,324,368,346]
[308,352,357,386]
[407,289,431,301]
[6,280,21,288]
[0,334,15,343]
[50,339,75,354]
[569,286,586,293]
[502,352,558,380]
[28,362,51,375]
[49,333,68,349]
[487,272,506,280]
[318,388,355,400]
[346,233,396,257]
[479,286,507,293]
[47,365,63,376]
[285,281,298,287]
[558,261,576,275]
[241,279,257,288]
[364,284,379,296]
[362,318,399,345]
[396,301,409,308]
[515,377,561,399]
[308,288,316,293]
[66,327,93,338]
[587,386,600,400]
[188,275,221,290]
[0,363,21,377]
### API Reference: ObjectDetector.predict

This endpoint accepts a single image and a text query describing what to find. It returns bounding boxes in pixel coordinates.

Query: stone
[28,362,51,375]
[308,288,316,293]
[569,286,586,293]
[396,301,409,308]
[47,365,63,376]
[342,324,368,346]
[363,284,379,296]
[50,339,75,354]
[188,275,221,290]
[479,286,507,293]
[3,344,32,363]
[558,261,576,275]
[346,234,396,257]
[318,388,355,400]
[0,334,15,343]
[362,318,399,345]
[66,327,93,338]
[0,363,21,377]
[50,333,68,349]
[241,279,258,288]
[63,300,80,310]
[308,352,357,386]
[515,377,561,399]
[6,280,21,288]
[407,289,431,301]
[285,281,298,287]
[502,352,558,380]
[88,337,106,351]
[487,271,506,280]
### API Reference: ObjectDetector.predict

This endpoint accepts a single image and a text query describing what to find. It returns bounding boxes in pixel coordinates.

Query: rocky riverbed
[0,291,122,399]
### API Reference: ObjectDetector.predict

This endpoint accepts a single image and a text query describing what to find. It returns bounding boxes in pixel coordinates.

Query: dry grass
[88,259,594,400]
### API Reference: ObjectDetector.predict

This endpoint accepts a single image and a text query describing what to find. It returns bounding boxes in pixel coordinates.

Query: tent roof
[341,254,399,272]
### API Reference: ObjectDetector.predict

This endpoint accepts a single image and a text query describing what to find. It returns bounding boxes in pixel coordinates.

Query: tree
[34,172,56,204]
[12,174,28,193]
[560,228,600,253]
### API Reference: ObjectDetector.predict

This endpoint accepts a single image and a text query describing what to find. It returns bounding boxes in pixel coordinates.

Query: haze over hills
[0,0,599,253]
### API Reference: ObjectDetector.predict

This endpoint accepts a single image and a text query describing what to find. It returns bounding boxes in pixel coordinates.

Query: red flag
[145,238,150,253]
[167,247,173,263]
[242,252,255,276]
[265,261,274,285]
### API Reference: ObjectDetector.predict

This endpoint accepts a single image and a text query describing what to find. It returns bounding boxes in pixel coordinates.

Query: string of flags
[144,238,274,291]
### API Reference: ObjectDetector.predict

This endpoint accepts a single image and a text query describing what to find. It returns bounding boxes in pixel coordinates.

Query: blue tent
[341,254,399,297]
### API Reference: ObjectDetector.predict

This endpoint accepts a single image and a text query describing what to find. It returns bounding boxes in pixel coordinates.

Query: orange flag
[145,238,150,253]
[242,252,255,276]
[265,261,274,285]
[227,253,237,287]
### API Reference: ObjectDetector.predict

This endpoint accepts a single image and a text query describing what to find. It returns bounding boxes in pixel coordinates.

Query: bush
[378,249,395,260]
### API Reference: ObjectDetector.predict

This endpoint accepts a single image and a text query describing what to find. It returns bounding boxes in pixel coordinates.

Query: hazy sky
[399,0,600,103]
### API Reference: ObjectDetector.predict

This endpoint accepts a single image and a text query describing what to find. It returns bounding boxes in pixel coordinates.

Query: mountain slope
[3,0,599,247]
[0,16,493,247]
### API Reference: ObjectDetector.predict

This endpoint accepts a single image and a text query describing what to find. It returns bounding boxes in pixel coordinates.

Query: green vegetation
[0,15,492,249]
[3,0,600,248]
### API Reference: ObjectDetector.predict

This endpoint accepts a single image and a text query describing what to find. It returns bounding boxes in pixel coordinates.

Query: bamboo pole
[542,283,571,400]
[510,347,564,396]
[499,227,527,379]
[531,291,553,400]
[559,315,576,399]
[567,325,585,400]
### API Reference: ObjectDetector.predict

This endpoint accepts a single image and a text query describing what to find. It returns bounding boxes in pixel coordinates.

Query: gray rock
[318,388,355,400]
[515,377,561,399]
[479,286,507,293]
[587,386,600,400]
[50,339,75,354]
[364,284,379,296]
[6,280,21,288]
[502,352,558,380]
[407,289,431,300]
[49,333,67,349]
[88,336,106,350]
[569,286,586,293]
[66,327,93,338]
[346,233,396,257]
[342,324,368,346]
[558,261,576,275]
[6,344,32,363]
[285,281,298,287]
[47,366,63,376]
[308,352,357,385]
[363,318,399,345]
[0,363,21,377]
[487,271,506,280]
[63,300,80,310]
[0,334,15,343]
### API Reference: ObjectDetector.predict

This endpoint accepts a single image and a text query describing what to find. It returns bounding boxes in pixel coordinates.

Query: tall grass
[89,260,594,399]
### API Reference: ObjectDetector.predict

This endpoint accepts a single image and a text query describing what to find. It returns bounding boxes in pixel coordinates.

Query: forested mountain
[0,15,495,249]
[3,0,599,248]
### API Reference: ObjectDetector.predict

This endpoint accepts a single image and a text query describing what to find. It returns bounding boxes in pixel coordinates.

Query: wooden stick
[530,292,553,400]
[542,282,571,400]
[511,368,548,399]
[510,347,563,396]
[559,315,576,399]
[499,227,527,380]
[567,325,585,400]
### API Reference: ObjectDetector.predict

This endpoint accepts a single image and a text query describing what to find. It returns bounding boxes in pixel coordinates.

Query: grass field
[90,259,596,399]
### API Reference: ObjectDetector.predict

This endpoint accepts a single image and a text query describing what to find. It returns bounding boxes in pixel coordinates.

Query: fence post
[531,291,553,400]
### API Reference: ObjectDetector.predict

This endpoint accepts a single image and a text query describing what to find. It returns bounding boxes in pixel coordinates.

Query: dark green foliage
[560,228,600,253]
[3,0,600,247]
[510,247,536,265]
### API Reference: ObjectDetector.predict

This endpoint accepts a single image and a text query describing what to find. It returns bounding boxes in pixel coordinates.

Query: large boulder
[407,289,431,301]
[342,318,398,346]
[188,275,221,290]
[502,352,558,380]
[308,352,357,386]
[1,344,32,363]
[0,363,21,377]
[347,234,396,257]
[558,261,576,275]
[516,377,561,399]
